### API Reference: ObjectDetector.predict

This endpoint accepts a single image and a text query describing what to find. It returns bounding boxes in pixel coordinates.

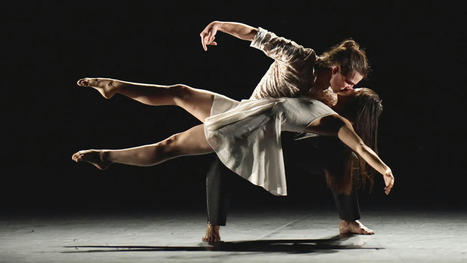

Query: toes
[202,234,220,243]
[361,227,374,235]
[72,152,81,162]
[77,78,89,87]
[77,78,98,87]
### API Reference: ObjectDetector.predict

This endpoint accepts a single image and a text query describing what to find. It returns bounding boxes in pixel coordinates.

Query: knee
[156,134,182,158]
[169,84,192,101]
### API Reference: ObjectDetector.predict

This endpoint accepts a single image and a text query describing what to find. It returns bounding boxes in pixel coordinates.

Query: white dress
[204,94,337,196]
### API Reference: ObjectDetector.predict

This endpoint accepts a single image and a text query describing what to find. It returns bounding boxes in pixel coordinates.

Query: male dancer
[199,21,373,242]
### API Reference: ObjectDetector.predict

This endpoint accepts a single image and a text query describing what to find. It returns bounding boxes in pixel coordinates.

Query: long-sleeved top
[249,27,337,106]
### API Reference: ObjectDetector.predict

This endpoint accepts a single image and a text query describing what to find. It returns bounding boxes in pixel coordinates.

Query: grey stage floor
[1,206,466,263]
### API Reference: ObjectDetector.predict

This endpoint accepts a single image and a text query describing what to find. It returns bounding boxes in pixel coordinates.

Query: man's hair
[319,39,370,78]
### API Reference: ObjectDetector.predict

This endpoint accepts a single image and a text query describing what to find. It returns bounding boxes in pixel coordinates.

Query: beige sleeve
[250,27,315,65]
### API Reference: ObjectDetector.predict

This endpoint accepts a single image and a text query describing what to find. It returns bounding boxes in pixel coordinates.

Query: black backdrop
[3,1,466,213]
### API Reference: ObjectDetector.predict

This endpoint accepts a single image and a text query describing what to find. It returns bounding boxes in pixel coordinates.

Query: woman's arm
[200,21,258,51]
[306,115,395,195]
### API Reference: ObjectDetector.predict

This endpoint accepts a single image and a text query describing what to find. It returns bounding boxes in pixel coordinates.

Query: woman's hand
[200,22,219,51]
[383,168,395,195]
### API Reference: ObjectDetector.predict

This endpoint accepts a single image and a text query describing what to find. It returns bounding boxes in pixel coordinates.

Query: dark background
[2,0,466,214]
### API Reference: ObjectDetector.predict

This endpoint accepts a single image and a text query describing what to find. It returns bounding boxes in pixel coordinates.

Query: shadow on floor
[63,235,383,254]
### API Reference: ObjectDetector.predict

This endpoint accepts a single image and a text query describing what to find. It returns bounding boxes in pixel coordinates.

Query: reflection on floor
[1,207,466,262]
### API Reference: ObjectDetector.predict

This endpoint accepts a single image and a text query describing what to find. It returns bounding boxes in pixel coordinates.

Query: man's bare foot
[339,220,374,235]
[77,78,119,99]
[202,224,221,243]
[72,150,111,170]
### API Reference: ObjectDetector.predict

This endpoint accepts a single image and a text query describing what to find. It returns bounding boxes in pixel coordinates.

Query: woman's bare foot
[202,224,221,243]
[339,220,374,235]
[77,78,120,99]
[72,150,111,170]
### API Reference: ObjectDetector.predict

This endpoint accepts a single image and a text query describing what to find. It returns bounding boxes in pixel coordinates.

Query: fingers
[200,29,210,51]
[200,36,217,51]
[209,31,216,44]
[200,24,210,51]
[382,169,395,195]
[200,34,213,51]
[200,34,208,51]
[384,176,395,195]
[200,26,218,51]
[384,186,391,195]
[77,78,89,87]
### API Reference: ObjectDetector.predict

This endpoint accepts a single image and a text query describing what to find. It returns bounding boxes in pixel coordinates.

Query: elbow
[245,27,258,41]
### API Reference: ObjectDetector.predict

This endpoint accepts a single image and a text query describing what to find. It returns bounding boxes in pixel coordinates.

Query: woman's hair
[329,88,383,192]
[317,39,370,78]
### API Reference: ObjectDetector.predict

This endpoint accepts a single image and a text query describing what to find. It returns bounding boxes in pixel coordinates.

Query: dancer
[200,21,368,104]
[71,78,395,230]
[198,21,372,242]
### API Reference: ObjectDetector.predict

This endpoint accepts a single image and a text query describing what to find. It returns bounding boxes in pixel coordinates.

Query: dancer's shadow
[63,234,383,254]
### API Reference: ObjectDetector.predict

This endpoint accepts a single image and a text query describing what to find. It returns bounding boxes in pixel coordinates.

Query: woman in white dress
[71,78,395,196]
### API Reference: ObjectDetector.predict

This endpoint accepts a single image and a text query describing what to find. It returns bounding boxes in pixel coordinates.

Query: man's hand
[383,168,395,195]
[200,22,219,51]
[199,21,257,51]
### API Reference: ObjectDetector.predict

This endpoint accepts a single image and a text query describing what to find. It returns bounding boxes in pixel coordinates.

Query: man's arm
[200,21,313,67]
[200,21,258,51]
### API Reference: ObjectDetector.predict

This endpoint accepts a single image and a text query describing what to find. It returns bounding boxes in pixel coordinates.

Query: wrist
[384,167,392,176]
[212,21,225,31]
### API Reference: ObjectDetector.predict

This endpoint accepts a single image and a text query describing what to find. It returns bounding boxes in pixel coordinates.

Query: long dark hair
[330,88,383,192]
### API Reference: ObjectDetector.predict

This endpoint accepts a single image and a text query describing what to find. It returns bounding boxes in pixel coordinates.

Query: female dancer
[72,78,394,198]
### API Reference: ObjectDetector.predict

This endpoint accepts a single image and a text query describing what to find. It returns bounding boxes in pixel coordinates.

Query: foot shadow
[63,234,383,254]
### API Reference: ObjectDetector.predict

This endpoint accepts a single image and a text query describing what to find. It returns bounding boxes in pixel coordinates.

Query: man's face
[329,66,363,95]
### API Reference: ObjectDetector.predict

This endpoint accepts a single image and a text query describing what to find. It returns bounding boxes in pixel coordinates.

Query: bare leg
[202,224,221,243]
[77,78,216,122]
[339,220,374,235]
[72,124,212,168]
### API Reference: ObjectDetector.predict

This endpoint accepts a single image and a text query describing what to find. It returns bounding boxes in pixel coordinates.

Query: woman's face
[333,88,362,114]
[329,66,363,94]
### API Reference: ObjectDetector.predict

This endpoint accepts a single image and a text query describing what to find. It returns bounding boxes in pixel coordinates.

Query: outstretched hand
[200,22,219,51]
[383,168,395,195]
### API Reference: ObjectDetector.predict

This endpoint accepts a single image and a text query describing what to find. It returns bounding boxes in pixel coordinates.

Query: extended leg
[72,124,212,169]
[77,78,217,122]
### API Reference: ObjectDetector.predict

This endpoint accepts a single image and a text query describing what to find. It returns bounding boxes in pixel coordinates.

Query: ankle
[100,150,111,164]
[207,224,220,234]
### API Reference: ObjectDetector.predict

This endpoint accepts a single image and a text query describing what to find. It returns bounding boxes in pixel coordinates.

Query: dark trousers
[206,134,361,225]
